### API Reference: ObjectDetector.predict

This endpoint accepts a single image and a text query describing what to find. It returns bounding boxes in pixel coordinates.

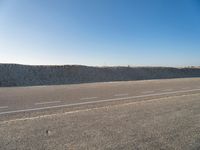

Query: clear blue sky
[0,0,200,66]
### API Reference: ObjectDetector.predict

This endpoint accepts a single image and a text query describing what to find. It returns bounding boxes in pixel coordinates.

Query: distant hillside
[0,64,200,87]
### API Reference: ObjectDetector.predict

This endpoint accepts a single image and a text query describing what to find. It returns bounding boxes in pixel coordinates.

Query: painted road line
[35,101,61,105]
[0,88,200,116]
[141,91,155,94]
[181,87,190,90]
[0,106,8,109]
[161,89,173,92]
[114,93,129,97]
[80,97,98,100]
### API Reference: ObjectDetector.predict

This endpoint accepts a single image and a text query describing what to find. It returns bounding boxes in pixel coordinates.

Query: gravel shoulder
[1,93,200,150]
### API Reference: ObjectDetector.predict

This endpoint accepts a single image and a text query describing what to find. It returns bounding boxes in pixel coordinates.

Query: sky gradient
[0,0,200,67]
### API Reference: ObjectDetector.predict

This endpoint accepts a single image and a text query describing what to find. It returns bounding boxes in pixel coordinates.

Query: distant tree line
[0,64,200,87]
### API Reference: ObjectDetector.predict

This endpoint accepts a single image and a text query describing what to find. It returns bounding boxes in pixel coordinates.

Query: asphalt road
[0,78,200,118]
[1,78,200,149]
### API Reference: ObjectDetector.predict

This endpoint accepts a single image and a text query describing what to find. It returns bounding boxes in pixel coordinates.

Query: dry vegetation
[0,64,200,87]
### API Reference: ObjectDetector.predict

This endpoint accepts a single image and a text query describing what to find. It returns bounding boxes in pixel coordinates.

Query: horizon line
[0,63,199,68]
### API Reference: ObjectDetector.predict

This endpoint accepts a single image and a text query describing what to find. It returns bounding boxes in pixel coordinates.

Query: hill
[0,64,200,87]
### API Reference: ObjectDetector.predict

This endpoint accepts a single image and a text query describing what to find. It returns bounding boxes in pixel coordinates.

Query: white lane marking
[0,106,8,109]
[141,91,154,94]
[114,93,129,97]
[35,101,61,105]
[181,87,190,90]
[80,97,98,100]
[161,89,173,92]
[0,88,200,116]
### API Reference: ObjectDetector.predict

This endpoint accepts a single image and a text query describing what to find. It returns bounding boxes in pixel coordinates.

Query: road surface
[0,78,200,119]
[0,78,200,149]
